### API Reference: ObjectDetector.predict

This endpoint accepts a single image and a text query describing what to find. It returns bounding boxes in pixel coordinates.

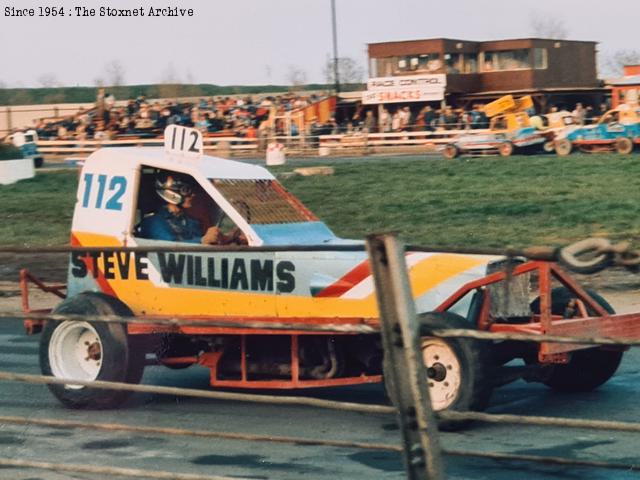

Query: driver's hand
[201,226,222,245]
[227,227,248,245]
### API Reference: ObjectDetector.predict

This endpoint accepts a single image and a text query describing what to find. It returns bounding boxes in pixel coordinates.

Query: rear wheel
[530,287,623,392]
[615,137,633,154]
[555,138,572,156]
[442,144,459,159]
[40,292,145,408]
[498,141,514,157]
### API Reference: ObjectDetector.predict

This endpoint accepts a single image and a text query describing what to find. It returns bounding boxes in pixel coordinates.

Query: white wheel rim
[421,338,461,411]
[49,322,102,389]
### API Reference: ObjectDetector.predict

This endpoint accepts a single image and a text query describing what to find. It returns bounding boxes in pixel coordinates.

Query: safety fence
[0,237,639,479]
[32,128,480,161]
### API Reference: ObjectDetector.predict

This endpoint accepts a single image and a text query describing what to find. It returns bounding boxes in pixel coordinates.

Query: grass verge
[0,153,638,248]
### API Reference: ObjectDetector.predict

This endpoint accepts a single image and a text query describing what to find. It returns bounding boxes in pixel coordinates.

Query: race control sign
[362,74,446,104]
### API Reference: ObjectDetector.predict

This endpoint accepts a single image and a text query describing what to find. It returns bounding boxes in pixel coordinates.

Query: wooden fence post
[365,233,444,480]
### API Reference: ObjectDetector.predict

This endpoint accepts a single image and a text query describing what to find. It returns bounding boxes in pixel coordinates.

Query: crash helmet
[155,172,195,205]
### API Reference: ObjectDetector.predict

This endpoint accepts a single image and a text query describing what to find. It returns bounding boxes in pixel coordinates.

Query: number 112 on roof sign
[164,125,203,158]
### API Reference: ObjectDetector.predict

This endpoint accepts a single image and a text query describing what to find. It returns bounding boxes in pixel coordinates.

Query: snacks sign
[362,74,446,104]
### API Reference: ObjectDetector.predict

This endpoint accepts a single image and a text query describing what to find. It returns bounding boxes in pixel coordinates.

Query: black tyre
[442,144,459,159]
[40,292,145,408]
[615,137,633,155]
[555,138,572,156]
[34,157,44,168]
[530,287,623,392]
[498,141,514,157]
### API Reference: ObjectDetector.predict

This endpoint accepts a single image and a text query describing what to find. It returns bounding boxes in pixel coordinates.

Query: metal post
[330,0,340,95]
[365,233,444,480]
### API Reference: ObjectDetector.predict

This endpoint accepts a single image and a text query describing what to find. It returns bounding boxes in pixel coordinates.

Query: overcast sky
[0,0,637,87]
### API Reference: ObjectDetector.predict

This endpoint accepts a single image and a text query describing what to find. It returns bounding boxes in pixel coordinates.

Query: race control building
[365,37,607,111]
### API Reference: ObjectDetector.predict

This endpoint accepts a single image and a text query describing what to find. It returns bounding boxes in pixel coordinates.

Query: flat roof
[368,37,598,47]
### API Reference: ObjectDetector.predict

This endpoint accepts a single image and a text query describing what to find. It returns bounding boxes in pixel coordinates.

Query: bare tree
[104,60,126,87]
[37,73,61,88]
[324,56,364,85]
[158,62,182,100]
[185,70,202,98]
[286,65,308,90]
[600,49,640,77]
[528,11,568,39]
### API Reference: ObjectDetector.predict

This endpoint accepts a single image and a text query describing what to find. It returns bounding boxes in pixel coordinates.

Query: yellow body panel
[71,232,492,320]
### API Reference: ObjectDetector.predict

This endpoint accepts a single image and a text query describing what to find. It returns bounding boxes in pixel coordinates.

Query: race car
[443,95,547,159]
[530,110,580,152]
[3,129,44,168]
[554,103,640,155]
[21,126,631,424]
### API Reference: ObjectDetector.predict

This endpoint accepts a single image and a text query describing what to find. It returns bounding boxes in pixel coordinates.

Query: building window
[369,58,378,77]
[418,53,442,72]
[376,57,394,76]
[482,49,531,71]
[388,54,442,74]
[461,53,478,73]
[534,48,548,70]
[444,53,461,74]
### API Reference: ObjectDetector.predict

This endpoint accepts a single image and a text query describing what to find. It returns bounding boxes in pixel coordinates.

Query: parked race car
[443,95,547,159]
[21,126,637,424]
[3,129,44,168]
[554,103,640,155]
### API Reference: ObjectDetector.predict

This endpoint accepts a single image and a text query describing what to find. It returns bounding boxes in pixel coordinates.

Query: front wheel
[530,287,623,392]
[555,138,572,156]
[498,141,514,157]
[442,144,459,159]
[40,292,145,408]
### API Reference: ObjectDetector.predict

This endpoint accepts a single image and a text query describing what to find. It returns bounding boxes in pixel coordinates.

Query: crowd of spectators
[345,101,612,134]
[32,90,327,141]
[28,94,613,143]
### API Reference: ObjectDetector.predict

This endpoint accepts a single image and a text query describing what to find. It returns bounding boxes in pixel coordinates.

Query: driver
[138,172,245,245]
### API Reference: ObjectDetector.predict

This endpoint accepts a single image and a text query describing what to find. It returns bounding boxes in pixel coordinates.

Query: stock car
[442,101,548,158]
[21,126,632,424]
[554,103,640,155]
[4,129,44,168]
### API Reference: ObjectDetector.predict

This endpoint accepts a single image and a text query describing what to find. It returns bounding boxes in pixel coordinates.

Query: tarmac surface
[0,284,639,479]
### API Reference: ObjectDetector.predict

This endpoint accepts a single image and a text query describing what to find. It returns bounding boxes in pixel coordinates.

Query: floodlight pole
[330,0,340,95]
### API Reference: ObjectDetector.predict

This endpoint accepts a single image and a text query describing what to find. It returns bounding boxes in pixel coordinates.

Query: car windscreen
[211,179,318,224]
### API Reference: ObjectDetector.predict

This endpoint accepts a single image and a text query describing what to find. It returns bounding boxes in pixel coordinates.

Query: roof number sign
[164,125,203,158]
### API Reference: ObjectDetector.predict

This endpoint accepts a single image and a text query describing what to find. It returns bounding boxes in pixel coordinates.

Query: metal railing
[2,238,640,479]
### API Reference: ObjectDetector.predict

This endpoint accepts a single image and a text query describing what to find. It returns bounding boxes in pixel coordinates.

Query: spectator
[380,108,392,133]
[440,107,458,130]
[422,105,437,132]
[584,105,595,124]
[398,106,411,130]
[572,102,586,125]
[363,110,376,133]
[391,110,401,132]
